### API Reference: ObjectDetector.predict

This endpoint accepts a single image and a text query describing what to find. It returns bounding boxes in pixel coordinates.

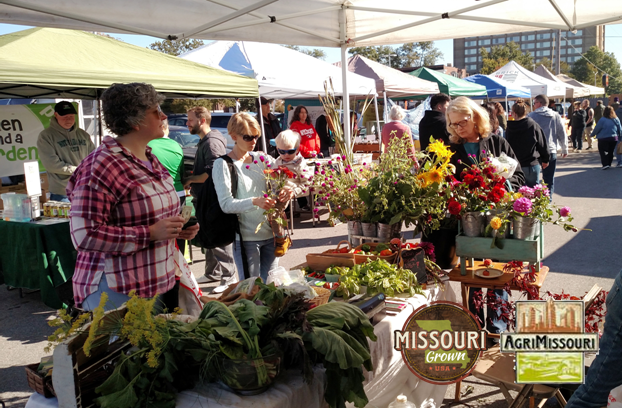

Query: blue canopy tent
[463,74,531,100]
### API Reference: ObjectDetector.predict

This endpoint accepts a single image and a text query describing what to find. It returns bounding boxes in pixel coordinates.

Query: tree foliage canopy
[570,46,622,95]
[348,42,443,69]
[479,42,534,75]
[148,38,204,56]
[536,57,572,76]
[283,45,326,60]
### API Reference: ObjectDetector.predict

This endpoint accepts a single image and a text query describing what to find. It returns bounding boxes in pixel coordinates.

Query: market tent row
[0,28,259,100]
[180,41,377,99]
[410,67,487,98]
[463,74,531,100]
[556,74,606,97]
[489,61,568,99]
[534,65,588,99]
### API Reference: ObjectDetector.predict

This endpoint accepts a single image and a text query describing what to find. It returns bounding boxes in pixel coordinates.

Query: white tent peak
[491,61,568,98]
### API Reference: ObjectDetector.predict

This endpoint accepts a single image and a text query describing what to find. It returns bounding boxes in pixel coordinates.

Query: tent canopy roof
[0,27,259,99]
[0,1,620,48]
[534,65,588,98]
[338,55,439,98]
[463,74,531,99]
[490,61,567,98]
[410,67,487,97]
[180,41,376,99]
[557,74,606,96]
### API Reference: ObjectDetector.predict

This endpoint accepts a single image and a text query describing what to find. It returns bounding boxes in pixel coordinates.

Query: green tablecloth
[0,219,76,308]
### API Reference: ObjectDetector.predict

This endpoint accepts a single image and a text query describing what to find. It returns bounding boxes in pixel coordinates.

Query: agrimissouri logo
[394,301,488,384]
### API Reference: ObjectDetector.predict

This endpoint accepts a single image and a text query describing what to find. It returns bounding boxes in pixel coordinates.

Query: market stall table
[0,218,76,308]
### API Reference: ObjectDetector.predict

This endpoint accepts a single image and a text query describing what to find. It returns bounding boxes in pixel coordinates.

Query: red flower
[483,166,495,178]
[487,185,506,203]
[466,175,485,190]
[448,200,462,216]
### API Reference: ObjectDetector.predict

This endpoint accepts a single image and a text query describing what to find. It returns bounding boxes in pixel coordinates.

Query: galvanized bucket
[462,212,485,237]
[361,222,378,238]
[377,222,402,242]
[513,216,540,240]
[347,220,362,237]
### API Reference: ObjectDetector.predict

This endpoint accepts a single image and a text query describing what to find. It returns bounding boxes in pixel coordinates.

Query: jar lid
[397,395,407,402]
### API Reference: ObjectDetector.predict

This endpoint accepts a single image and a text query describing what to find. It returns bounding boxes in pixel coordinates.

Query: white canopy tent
[557,74,606,96]
[535,65,589,98]
[2,0,620,146]
[490,61,569,99]
[180,40,377,99]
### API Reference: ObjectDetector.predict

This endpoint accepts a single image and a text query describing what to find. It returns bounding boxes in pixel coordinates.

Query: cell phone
[182,216,198,230]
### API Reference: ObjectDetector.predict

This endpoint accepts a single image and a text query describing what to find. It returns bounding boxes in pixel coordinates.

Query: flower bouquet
[254,162,296,233]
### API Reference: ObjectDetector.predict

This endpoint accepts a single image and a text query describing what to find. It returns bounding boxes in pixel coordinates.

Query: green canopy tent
[410,67,487,98]
[0,28,259,99]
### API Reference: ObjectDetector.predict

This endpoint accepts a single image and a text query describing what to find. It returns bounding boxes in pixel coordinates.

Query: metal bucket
[361,222,378,238]
[347,220,362,237]
[513,216,540,240]
[462,212,485,237]
[486,211,511,238]
[378,222,402,242]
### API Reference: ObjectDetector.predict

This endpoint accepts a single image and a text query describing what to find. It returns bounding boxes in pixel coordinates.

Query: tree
[570,46,622,95]
[349,42,443,69]
[536,57,572,76]
[480,42,534,75]
[283,45,326,60]
[148,38,204,57]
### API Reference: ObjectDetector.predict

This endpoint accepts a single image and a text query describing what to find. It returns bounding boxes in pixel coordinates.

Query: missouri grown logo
[394,301,488,384]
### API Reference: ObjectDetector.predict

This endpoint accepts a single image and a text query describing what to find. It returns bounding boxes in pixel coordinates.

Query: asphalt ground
[1,147,619,407]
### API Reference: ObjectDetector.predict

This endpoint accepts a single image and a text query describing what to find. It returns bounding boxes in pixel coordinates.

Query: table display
[0,218,76,308]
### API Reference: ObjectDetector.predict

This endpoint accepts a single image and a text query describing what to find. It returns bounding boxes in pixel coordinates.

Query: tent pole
[373,94,381,142]
[97,94,103,147]
[257,91,268,154]
[383,91,388,122]
[340,8,351,156]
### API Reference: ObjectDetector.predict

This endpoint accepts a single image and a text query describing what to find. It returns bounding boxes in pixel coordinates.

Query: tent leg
[383,91,388,122]
[340,46,351,153]
[97,96,103,147]
[373,94,381,145]
[257,92,268,154]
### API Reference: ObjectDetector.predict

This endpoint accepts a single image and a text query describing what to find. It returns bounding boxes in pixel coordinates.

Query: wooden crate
[456,225,543,276]
[25,363,55,398]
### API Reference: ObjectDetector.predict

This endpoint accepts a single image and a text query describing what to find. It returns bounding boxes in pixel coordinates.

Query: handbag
[616,141,622,155]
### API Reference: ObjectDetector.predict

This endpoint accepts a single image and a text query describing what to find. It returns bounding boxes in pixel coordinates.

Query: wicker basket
[321,240,353,257]
[354,242,399,264]
[309,287,331,307]
[25,363,55,398]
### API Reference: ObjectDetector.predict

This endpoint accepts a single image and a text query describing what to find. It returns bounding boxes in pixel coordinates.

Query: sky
[1,22,621,67]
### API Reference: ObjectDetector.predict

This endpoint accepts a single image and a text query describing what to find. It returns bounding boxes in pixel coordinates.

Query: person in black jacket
[568,100,587,152]
[447,97,526,191]
[315,114,332,158]
[505,99,550,187]
[418,93,451,151]
[255,97,282,157]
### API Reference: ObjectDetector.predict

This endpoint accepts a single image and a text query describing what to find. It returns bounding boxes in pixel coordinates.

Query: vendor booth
[535,65,589,99]
[557,74,606,96]
[489,61,568,99]
[463,74,532,100]
[410,67,487,98]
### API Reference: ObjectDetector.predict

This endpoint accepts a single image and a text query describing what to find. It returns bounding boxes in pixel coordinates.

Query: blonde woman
[447,96,525,190]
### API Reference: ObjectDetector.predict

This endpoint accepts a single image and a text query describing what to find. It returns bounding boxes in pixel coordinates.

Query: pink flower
[336,156,341,161]
[394,181,398,185]
[322,183,326,187]
[337,205,342,209]
[321,170,325,175]
[560,206,571,217]
[266,164,271,168]
[518,186,535,199]
[328,160,332,165]
[341,155,346,160]
[260,156,265,162]
[254,160,258,164]
[303,169,307,172]
[263,194,268,198]
[513,197,533,214]
[313,208,319,213]
[362,162,366,165]
[245,165,250,169]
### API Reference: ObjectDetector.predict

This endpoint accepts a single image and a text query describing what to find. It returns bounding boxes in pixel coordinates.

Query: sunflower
[427,170,443,184]
[416,173,430,187]
[427,139,453,163]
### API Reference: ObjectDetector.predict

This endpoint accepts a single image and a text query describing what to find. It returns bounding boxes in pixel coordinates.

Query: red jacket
[290,121,321,158]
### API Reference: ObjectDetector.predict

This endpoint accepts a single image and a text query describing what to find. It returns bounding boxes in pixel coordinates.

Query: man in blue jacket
[528,94,568,199]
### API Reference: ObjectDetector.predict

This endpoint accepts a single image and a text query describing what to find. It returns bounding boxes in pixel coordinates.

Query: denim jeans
[566,270,622,408]
[82,274,131,312]
[542,153,557,198]
[233,238,278,283]
[521,164,542,188]
[468,288,509,334]
[50,193,70,203]
[571,128,584,150]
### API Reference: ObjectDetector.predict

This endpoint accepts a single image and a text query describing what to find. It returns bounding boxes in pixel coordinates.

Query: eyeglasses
[449,117,472,129]
[278,148,297,155]
[242,134,260,142]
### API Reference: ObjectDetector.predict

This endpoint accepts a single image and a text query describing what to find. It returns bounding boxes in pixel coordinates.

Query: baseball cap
[54,101,77,116]
[260,97,273,105]
[615,97,620,102]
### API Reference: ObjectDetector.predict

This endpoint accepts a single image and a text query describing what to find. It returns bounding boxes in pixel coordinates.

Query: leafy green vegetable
[361,244,371,252]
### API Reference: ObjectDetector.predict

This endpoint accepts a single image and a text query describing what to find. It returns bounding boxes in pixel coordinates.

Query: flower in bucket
[513,197,533,215]
[489,216,502,230]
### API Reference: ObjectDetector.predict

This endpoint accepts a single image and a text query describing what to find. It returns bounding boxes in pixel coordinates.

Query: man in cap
[255,97,282,157]
[594,100,604,125]
[37,101,95,202]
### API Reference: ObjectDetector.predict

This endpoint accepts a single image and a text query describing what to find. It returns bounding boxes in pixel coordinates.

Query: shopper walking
[568,101,587,152]
[582,100,595,150]
[591,106,622,169]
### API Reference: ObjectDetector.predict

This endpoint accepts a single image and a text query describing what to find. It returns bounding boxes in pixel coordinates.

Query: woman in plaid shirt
[67,83,199,312]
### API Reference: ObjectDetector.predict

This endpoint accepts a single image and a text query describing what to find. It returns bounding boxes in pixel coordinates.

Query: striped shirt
[67,136,179,307]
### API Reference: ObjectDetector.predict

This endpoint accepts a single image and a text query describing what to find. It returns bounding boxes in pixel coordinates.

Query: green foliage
[480,42,534,75]
[283,44,327,60]
[148,38,204,56]
[570,46,622,95]
[537,57,572,76]
[349,42,443,68]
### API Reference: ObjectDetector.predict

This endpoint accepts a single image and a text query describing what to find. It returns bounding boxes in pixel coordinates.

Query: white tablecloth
[347,283,456,408]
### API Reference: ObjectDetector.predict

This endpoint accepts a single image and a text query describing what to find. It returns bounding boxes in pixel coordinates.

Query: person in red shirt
[289,105,321,158]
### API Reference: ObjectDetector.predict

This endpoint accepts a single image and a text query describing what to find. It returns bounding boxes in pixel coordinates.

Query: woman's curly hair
[101,83,165,136]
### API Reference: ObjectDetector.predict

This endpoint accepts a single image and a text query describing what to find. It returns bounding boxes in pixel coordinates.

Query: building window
[478,39,491,46]
[561,57,567,62]
[536,33,551,40]
[535,50,551,57]
[521,43,535,50]
[567,29,583,36]
[537,41,551,48]
[492,38,505,45]
[507,36,520,42]
[521,34,535,41]
[467,64,477,71]
[465,48,477,55]
[561,48,566,55]
[465,57,477,63]
[569,39,583,45]
[465,40,477,47]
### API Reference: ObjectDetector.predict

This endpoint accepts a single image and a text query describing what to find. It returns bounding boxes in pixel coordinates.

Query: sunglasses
[449,116,472,129]
[242,134,260,142]
[278,148,297,155]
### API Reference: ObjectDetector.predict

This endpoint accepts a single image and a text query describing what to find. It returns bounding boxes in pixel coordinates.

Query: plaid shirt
[67,136,180,307]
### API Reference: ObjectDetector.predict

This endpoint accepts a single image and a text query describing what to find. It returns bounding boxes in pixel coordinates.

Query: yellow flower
[416,173,430,187]
[513,193,523,200]
[490,217,502,230]
[427,139,452,159]
[427,170,443,184]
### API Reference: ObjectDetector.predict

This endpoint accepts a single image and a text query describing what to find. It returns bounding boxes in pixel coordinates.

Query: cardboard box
[40,173,49,192]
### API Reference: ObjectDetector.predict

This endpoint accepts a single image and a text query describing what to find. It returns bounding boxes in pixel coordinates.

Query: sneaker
[586,146,592,150]
[196,275,220,284]
[602,165,611,170]
[274,236,292,257]
[299,205,311,212]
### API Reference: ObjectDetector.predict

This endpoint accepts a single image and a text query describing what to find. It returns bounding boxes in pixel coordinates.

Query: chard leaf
[307,302,377,341]
[94,364,129,396]
[94,374,139,408]
[302,327,364,370]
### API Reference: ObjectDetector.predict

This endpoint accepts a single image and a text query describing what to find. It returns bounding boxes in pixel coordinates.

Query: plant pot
[377,222,402,242]
[218,353,282,396]
[513,216,540,240]
[462,212,485,237]
[422,226,459,270]
[347,220,362,237]
[361,222,377,238]
[486,211,511,238]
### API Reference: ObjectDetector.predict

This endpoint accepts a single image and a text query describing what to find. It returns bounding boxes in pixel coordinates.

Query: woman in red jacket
[289,105,321,158]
